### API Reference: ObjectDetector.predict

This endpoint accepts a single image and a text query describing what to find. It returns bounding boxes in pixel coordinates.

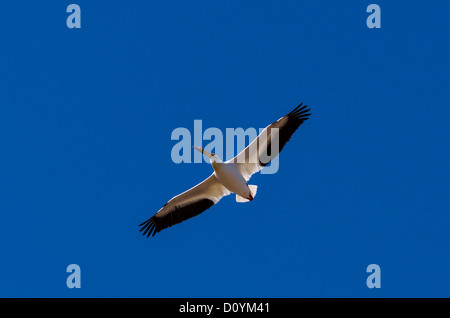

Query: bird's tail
[249,185,258,197]
[236,185,258,203]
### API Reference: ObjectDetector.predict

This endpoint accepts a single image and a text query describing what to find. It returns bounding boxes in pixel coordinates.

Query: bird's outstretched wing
[139,174,230,237]
[228,103,311,181]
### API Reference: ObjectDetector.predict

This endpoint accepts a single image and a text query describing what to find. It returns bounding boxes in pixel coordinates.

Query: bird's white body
[212,162,252,200]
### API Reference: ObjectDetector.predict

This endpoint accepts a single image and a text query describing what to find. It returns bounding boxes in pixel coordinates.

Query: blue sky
[1,1,449,297]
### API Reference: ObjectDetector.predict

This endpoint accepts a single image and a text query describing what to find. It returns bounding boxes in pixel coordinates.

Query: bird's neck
[211,161,222,171]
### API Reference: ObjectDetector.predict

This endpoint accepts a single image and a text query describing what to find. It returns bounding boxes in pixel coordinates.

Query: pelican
[139,103,311,237]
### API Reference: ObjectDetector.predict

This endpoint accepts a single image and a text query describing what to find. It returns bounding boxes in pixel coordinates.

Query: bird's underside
[139,103,311,237]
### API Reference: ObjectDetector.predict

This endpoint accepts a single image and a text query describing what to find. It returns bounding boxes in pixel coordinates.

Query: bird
[139,103,311,237]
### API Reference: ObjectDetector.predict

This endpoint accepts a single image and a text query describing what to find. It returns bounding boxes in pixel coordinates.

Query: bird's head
[193,146,222,164]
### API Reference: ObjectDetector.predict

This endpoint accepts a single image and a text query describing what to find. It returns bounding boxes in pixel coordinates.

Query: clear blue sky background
[1,1,449,297]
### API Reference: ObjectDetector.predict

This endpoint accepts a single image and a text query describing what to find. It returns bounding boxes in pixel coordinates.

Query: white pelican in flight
[139,103,311,237]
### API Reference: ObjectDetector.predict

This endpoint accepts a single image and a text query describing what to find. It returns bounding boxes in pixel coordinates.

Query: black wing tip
[139,216,158,238]
[289,103,311,121]
[138,198,216,238]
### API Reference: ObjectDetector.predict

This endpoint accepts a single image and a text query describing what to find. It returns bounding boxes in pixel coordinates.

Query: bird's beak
[193,146,212,158]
